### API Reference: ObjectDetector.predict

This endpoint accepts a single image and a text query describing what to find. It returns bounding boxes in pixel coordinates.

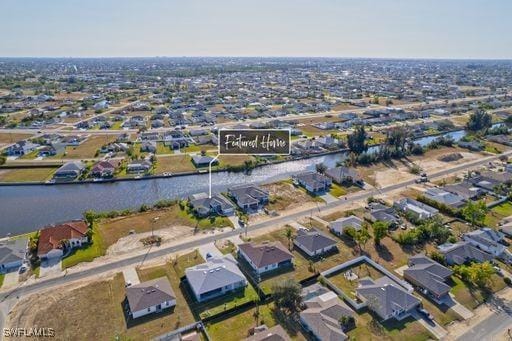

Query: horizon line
[1,55,512,61]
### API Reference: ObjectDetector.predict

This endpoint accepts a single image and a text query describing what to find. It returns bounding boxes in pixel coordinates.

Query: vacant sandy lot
[107,225,194,255]
[360,148,482,188]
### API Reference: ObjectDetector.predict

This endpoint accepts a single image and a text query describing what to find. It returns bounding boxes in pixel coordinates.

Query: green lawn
[0,167,57,182]
[450,274,506,310]
[194,284,259,319]
[347,312,431,341]
[329,183,348,197]
[206,302,305,341]
[61,226,105,269]
[484,201,512,228]
[0,274,5,288]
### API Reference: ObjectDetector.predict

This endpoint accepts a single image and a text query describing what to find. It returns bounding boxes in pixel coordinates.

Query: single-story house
[356,276,420,321]
[366,203,400,227]
[329,215,363,236]
[403,255,453,303]
[37,220,89,259]
[246,325,290,341]
[185,254,247,302]
[300,285,355,341]
[191,155,218,168]
[0,238,28,273]
[293,229,337,257]
[140,141,157,153]
[127,160,152,173]
[53,161,86,180]
[228,185,269,212]
[188,192,235,217]
[463,228,511,261]
[238,241,293,275]
[424,188,466,208]
[442,183,484,201]
[292,171,332,194]
[38,145,57,157]
[438,241,494,265]
[4,141,39,156]
[126,277,176,319]
[325,166,363,186]
[394,198,439,220]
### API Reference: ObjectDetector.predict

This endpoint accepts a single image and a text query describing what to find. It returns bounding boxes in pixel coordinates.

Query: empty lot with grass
[155,154,195,174]
[64,135,117,159]
[0,167,57,182]
[97,204,233,252]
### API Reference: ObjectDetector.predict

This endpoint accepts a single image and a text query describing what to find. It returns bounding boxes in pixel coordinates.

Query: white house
[126,277,176,319]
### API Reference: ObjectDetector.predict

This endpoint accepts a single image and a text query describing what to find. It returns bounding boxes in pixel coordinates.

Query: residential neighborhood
[2,3,512,339]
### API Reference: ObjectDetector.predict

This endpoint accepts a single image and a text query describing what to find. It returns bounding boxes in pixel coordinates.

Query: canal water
[0,128,478,235]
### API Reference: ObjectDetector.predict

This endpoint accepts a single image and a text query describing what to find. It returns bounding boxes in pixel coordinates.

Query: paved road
[1,147,510,306]
[456,299,512,341]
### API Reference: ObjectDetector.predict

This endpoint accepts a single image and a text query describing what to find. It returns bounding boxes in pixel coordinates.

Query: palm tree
[285,226,294,250]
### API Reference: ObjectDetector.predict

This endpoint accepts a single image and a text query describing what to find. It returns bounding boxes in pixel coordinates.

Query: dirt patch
[106,225,194,255]
[6,273,126,341]
[262,181,317,212]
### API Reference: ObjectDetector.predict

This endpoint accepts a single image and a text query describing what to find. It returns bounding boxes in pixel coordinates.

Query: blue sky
[1,0,511,59]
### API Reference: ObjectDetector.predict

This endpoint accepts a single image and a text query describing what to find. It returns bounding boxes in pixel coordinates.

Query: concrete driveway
[122,267,140,285]
[228,215,241,229]
[446,294,474,320]
[320,193,338,203]
[411,310,447,340]
[39,258,62,278]
[2,272,19,289]
[198,242,223,260]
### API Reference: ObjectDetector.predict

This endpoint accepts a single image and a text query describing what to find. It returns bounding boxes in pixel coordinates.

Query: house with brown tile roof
[37,220,89,259]
[238,241,293,275]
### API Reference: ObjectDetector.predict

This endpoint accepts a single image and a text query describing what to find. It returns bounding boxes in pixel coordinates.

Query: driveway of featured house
[198,242,223,260]
[228,215,241,229]
[320,193,338,203]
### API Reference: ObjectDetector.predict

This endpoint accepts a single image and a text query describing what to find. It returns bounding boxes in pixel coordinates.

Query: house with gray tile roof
[300,286,355,341]
[246,325,290,341]
[126,277,176,319]
[0,238,27,273]
[238,242,293,275]
[442,182,484,201]
[403,255,453,303]
[53,161,86,180]
[394,198,439,220]
[228,185,269,212]
[185,254,247,302]
[325,166,363,186]
[356,276,420,321]
[438,241,494,265]
[293,229,337,257]
[188,192,235,217]
[424,188,466,208]
[366,203,401,227]
[292,171,332,194]
[463,228,511,262]
[329,215,363,236]
[192,155,218,168]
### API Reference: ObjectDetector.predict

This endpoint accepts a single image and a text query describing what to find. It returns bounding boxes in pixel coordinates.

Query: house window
[147,308,151,312]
